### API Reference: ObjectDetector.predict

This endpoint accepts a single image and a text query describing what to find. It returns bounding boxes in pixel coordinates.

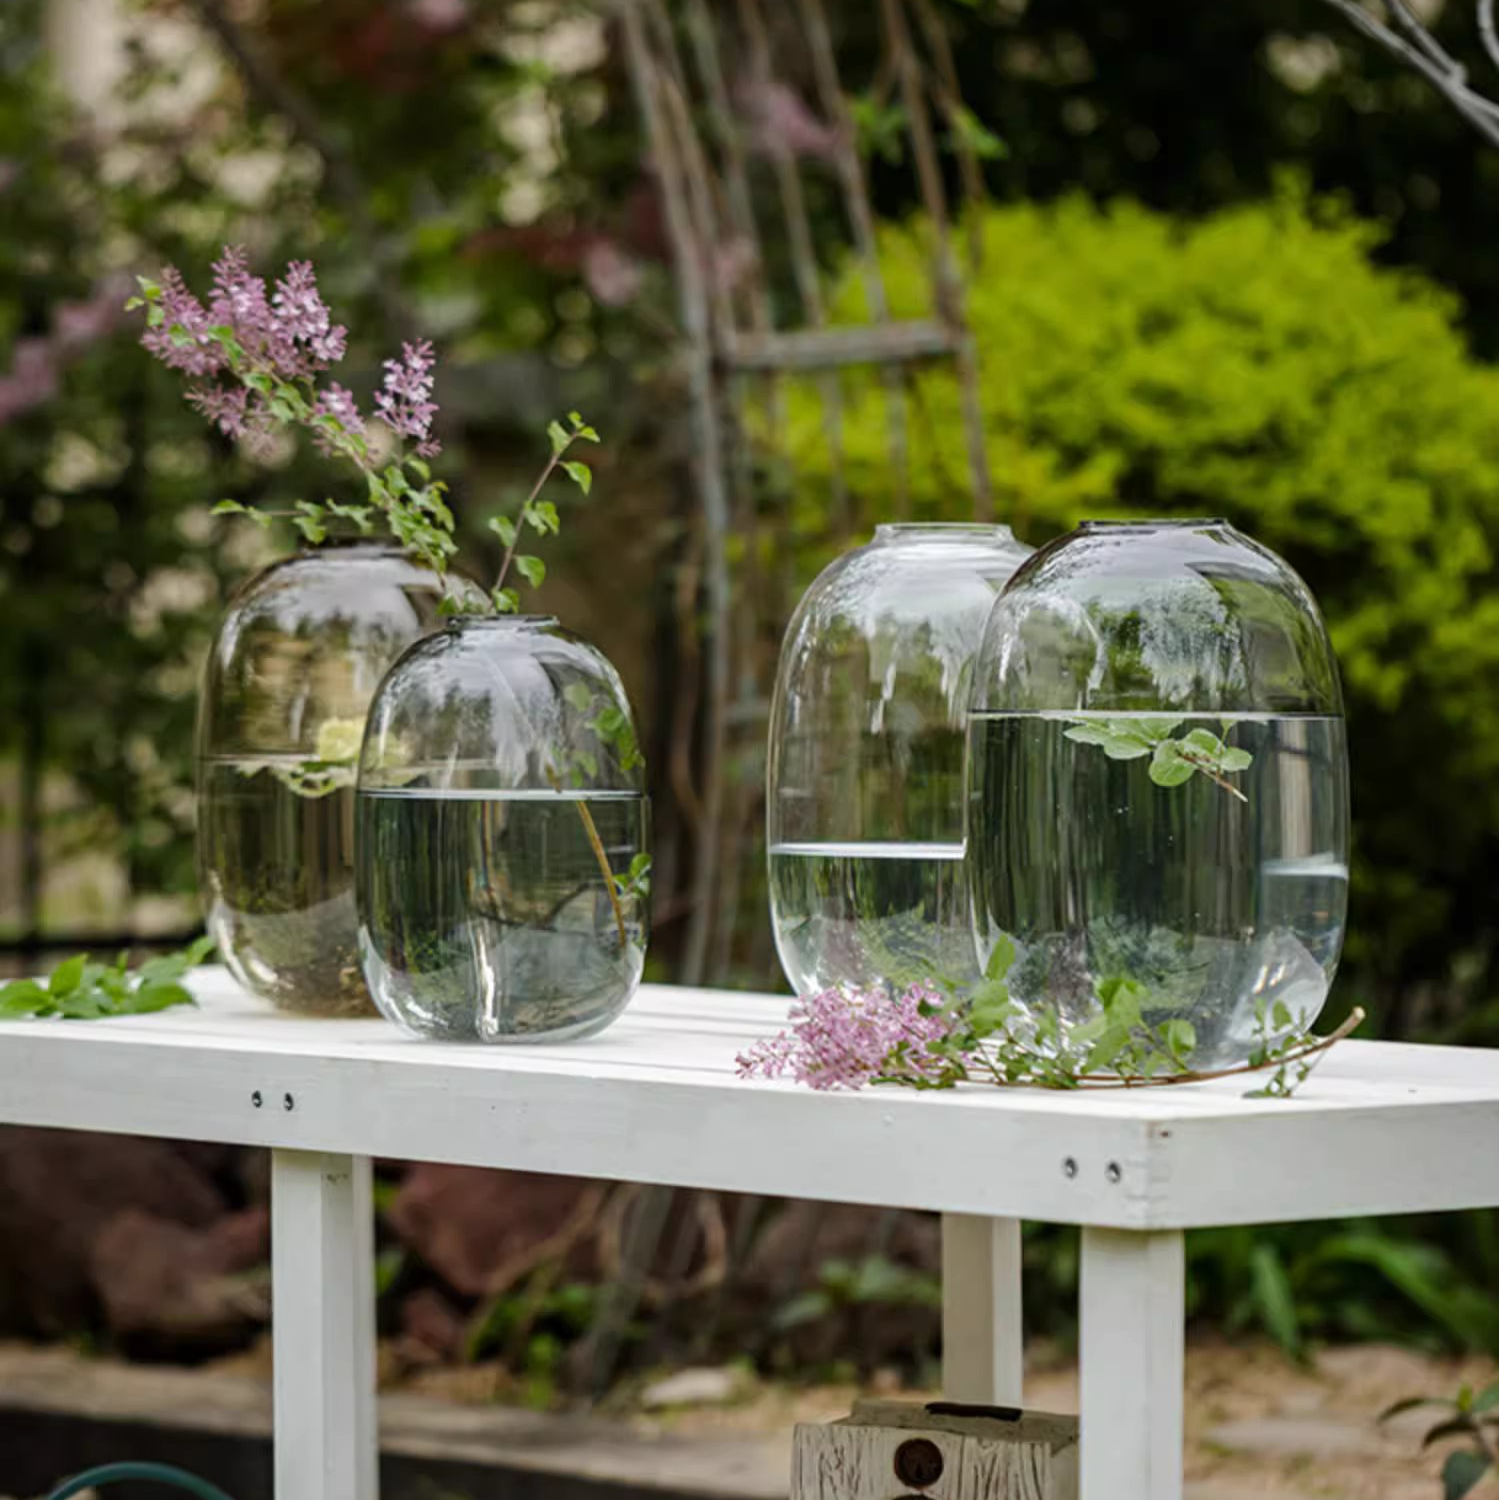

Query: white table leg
[272,1149,378,1500]
[1079,1226,1184,1500]
[940,1212,1024,1404]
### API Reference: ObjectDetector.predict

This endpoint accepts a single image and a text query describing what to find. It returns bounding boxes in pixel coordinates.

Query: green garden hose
[45,1462,237,1500]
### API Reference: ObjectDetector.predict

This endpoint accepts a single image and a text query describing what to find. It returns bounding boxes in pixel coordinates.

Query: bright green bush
[784,188,1499,1025]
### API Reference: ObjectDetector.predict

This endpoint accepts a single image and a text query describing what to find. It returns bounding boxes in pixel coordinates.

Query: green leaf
[489,514,518,547]
[529,500,560,535]
[130,982,195,1015]
[1249,1242,1301,1357]
[772,1290,832,1331]
[48,954,87,997]
[1149,740,1197,787]
[561,460,592,494]
[1425,1417,1480,1449]
[123,295,145,311]
[1082,1025,1131,1074]
[1471,1381,1499,1414]
[408,457,431,482]
[1380,1396,1453,1423]
[563,682,595,712]
[984,932,1017,982]
[568,412,600,442]
[1160,1018,1197,1064]
[1442,1450,1490,1500]
[514,555,546,588]
[547,419,570,456]
[0,981,53,1018]
[1063,721,1154,759]
[491,587,521,614]
[212,499,248,515]
[1181,727,1225,757]
[1218,746,1253,772]
[947,105,1009,160]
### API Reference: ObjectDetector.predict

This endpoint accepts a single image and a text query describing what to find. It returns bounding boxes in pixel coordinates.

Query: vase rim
[443,613,559,629]
[1078,517,1231,531]
[874,522,1017,539]
[297,539,410,554]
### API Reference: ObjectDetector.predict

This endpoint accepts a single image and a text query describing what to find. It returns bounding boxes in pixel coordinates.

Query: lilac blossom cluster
[138,245,439,459]
[735,982,961,1091]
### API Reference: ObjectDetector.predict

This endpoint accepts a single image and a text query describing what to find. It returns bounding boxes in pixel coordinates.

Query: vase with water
[356,616,649,1042]
[766,523,1034,999]
[966,518,1349,1069]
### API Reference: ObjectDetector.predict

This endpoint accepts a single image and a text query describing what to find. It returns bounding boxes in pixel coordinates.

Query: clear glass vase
[356,616,650,1043]
[967,518,1350,1069]
[197,541,448,1016]
[766,523,1034,998]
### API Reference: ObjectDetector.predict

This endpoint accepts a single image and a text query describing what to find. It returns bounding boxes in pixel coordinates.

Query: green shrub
[784,187,1499,1026]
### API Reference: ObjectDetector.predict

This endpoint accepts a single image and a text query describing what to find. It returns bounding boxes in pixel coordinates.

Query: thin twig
[1317,0,1499,147]
[1482,0,1499,75]
[965,1006,1367,1093]
[543,764,629,948]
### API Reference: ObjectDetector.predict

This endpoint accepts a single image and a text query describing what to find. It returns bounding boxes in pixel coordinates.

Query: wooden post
[941,1213,1024,1405]
[1079,1227,1184,1500]
[272,1150,377,1500]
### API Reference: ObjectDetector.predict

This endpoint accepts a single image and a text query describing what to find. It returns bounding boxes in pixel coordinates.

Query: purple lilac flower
[140,266,221,376]
[186,382,252,438]
[273,260,347,367]
[736,982,957,1091]
[310,381,367,455]
[375,339,439,447]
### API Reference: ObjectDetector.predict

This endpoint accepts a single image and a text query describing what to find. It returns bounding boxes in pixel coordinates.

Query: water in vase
[768,840,980,998]
[357,786,649,1042]
[198,755,369,1015]
[966,711,1349,1069]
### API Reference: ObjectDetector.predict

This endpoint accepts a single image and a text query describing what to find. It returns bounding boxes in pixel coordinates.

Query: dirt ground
[392,1337,1497,1500]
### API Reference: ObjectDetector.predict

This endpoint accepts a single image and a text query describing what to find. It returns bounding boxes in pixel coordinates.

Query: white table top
[2,967,1497,1230]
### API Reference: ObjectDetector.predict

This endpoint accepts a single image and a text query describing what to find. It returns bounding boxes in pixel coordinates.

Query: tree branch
[1317,0,1499,149]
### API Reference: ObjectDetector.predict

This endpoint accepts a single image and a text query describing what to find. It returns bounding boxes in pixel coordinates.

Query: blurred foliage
[849,0,1499,351]
[784,188,1499,1031]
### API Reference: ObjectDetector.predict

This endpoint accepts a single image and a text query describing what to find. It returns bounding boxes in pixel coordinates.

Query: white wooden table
[4,968,1499,1500]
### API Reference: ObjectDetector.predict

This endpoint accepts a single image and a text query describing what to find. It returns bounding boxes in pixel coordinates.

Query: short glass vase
[356,616,650,1043]
[766,522,1033,999]
[967,518,1350,1070]
[197,542,447,1016]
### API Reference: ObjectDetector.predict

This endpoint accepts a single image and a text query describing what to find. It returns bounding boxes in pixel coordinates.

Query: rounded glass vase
[967,518,1349,1071]
[767,522,1034,999]
[197,542,448,1016]
[355,616,650,1043]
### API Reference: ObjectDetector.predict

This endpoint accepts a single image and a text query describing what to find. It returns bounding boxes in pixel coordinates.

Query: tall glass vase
[197,542,447,1016]
[967,518,1350,1068]
[356,616,650,1043]
[766,523,1033,999]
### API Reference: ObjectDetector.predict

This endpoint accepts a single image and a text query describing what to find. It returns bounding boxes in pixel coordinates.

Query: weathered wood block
[793,1398,1078,1500]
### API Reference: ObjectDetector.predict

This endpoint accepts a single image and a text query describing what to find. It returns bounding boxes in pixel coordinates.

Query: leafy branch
[1063,716,1254,802]
[0,936,215,1021]
[1380,1379,1499,1499]
[485,412,597,615]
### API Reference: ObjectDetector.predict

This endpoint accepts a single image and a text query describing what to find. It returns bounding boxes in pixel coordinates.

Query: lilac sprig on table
[738,950,1364,1098]
[129,247,597,616]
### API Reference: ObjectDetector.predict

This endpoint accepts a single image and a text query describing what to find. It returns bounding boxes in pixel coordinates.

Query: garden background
[3,0,1499,1487]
